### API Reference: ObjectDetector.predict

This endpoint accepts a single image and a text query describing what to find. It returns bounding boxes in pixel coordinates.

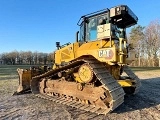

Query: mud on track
[0,71,160,120]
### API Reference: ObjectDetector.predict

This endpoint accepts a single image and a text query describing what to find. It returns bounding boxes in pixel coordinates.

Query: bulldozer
[15,5,141,115]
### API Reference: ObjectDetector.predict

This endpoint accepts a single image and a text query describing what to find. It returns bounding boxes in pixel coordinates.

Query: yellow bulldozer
[15,5,141,115]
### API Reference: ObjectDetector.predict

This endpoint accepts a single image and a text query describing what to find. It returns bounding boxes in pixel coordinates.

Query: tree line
[129,19,160,67]
[0,51,54,65]
[1,19,160,67]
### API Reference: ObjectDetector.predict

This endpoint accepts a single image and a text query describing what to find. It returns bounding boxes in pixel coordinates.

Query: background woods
[129,20,160,67]
[0,51,54,65]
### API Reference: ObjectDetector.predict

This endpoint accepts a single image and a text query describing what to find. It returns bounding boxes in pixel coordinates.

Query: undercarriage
[15,58,140,115]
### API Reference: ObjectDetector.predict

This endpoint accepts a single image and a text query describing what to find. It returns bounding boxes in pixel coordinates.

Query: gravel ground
[0,71,160,120]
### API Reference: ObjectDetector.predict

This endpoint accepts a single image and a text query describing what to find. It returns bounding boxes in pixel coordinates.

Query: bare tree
[144,20,160,66]
[47,52,55,64]
[7,51,19,65]
[32,51,38,65]
[129,25,145,66]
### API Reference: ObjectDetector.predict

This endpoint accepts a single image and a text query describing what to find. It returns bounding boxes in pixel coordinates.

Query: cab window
[87,17,97,41]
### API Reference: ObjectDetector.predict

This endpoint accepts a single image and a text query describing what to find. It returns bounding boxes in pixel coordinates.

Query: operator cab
[77,5,138,42]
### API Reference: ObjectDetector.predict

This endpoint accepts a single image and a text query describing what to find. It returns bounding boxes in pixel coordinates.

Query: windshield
[86,13,109,41]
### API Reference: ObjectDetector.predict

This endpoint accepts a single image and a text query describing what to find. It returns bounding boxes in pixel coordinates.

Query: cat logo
[98,49,114,59]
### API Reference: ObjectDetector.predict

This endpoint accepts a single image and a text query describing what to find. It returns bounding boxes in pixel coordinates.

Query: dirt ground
[0,70,160,120]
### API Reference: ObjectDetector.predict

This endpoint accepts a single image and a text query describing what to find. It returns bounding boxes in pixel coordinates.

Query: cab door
[87,18,97,40]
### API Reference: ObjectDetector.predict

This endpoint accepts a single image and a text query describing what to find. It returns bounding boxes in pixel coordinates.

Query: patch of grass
[131,67,160,72]
[0,79,18,96]
[0,65,32,77]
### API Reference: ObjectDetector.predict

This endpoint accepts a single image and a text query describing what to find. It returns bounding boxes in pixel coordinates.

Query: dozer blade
[13,68,32,95]
[14,66,50,95]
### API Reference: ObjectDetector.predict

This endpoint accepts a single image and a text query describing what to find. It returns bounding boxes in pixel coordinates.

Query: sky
[0,0,160,53]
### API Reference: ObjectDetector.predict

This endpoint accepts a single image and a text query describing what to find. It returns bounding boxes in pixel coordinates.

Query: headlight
[116,7,120,12]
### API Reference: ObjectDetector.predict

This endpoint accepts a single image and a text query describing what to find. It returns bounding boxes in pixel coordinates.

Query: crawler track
[123,65,141,94]
[31,58,125,115]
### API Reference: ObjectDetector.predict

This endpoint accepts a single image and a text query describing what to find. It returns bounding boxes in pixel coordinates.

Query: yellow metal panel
[76,40,117,65]
[117,80,136,87]
[55,42,80,65]
[54,39,127,66]
[73,42,80,58]
[55,50,61,64]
